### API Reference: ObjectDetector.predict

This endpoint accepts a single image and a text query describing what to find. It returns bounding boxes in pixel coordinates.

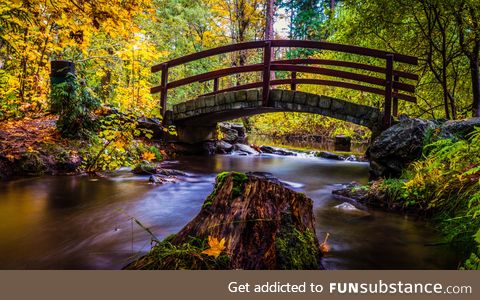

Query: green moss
[202,172,249,208]
[129,235,230,270]
[275,213,321,270]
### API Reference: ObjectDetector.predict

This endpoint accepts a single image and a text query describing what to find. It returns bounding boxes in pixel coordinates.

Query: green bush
[50,73,100,139]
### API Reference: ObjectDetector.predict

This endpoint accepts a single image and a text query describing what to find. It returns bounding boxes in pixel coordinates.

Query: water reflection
[0,154,461,269]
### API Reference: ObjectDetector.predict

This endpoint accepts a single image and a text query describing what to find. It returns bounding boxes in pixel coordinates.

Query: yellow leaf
[201,236,226,258]
[141,151,155,161]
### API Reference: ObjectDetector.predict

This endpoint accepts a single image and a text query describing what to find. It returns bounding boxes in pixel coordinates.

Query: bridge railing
[151,40,418,128]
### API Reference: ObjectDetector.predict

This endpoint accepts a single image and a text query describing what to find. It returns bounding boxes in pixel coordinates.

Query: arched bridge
[151,40,418,143]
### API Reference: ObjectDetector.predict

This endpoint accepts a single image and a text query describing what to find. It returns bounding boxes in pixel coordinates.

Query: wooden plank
[160,63,168,118]
[393,75,399,117]
[153,65,263,91]
[262,41,272,106]
[291,72,297,91]
[271,40,418,65]
[213,78,219,93]
[202,79,417,103]
[270,64,415,93]
[152,40,418,73]
[151,41,265,72]
[273,58,418,81]
[383,54,394,128]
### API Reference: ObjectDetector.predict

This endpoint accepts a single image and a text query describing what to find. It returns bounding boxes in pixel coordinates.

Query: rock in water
[128,172,323,270]
[216,140,233,154]
[368,118,435,178]
[259,145,297,156]
[317,151,345,160]
[333,202,370,216]
[233,143,260,155]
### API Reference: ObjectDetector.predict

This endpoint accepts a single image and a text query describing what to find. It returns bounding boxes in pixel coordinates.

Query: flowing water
[0,151,461,269]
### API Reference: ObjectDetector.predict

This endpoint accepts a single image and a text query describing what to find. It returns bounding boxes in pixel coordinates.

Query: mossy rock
[18,152,47,175]
[132,160,158,174]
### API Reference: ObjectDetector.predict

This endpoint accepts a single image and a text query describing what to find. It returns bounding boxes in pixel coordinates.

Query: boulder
[149,174,179,184]
[233,143,260,155]
[259,145,297,156]
[202,141,216,155]
[218,122,239,143]
[136,117,164,139]
[230,123,247,142]
[368,118,436,178]
[316,151,345,160]
[127,172,323,269]
[132,160,158,174]
[438,117,480,140]
[333,202,370,216]
[216,140,233,154]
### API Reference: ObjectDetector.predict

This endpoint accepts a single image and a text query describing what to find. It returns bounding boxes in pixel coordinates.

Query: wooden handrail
[151,63,415,94]
[202,79,417,103]
[151,39,418,72]
[151,39,419,129]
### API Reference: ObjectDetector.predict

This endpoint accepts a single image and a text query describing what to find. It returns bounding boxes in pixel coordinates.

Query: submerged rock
[333,202,370,216]
[127,172,324,270]
[259,145,297,156]
[149,174,179,184]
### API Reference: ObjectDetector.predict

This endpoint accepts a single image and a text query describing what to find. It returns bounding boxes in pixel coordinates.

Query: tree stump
[127,172,324,270]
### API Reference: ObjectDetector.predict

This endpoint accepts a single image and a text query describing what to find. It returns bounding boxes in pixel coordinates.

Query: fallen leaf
[201,236,226,258]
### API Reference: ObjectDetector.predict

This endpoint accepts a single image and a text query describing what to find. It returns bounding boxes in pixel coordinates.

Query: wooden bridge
[151,40,418,143]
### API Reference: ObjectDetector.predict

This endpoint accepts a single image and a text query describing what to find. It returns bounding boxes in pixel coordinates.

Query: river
[0,151,461,269]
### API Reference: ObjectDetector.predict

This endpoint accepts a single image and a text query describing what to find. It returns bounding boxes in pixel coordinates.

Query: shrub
[50,73,100,138]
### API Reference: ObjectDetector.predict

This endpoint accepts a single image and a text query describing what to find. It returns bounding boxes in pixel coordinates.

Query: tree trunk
[128,172,324,270]
[470,54,480,117]
[265,0,274,40]
[175,172,324,269]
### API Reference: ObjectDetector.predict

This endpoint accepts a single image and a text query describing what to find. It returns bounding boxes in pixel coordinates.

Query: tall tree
[451,0,480,117]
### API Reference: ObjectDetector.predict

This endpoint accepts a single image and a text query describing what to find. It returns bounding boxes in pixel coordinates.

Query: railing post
[392,74,399,117]
[262,41,272,106]
[160,63,169,120]
[383,54,394,128]
[291,71,297,91]
[213,77,219,93]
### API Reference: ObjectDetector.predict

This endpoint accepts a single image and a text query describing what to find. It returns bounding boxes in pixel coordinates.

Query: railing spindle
[291,72,297,91]
[383,54,394,128]
[213,78,219,93]
[160,63,168,120]
[262,41,272,106]
[393,74,399,117]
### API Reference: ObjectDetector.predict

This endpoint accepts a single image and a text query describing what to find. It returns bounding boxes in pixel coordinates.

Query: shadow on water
[0,153,462,269]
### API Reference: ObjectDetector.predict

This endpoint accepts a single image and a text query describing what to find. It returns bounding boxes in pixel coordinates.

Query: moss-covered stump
[128,172,324,270]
